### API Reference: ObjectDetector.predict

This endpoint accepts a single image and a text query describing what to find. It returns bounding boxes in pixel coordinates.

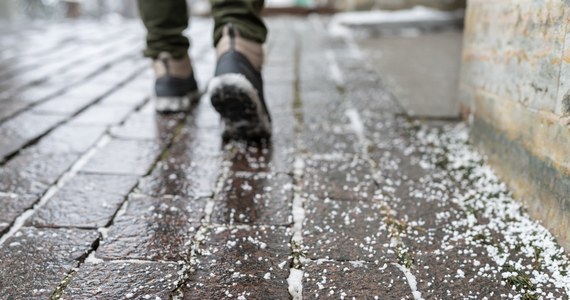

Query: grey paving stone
[70,104,134,125]
[33,124,107,154]
[81,139,162,176]
[0,227,98,300]
[61,261,180,300]
[27,174,138,228]
[98,78,151,106]
[0,112,66,160]
[212,173,293,226]
[0,151,79,196]
[181,226,291,299]
[0,194,37,233]
[303,261,414,299]
[304,198,394,261]
[303,158,376,201]
[31,94,96,115]
[0,85,62,121]
[97,195,205,261]
[110,111,184,143]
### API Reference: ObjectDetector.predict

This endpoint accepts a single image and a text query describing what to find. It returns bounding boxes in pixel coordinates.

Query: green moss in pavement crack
[502,264,536,294]
[532,246,543,270]
[291,241,307,269]
[396,246,414,269]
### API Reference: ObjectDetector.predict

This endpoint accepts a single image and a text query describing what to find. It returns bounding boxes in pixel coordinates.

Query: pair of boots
[152,24,271,140]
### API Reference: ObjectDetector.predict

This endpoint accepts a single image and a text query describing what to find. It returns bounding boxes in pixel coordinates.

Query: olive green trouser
[137,0,267,59]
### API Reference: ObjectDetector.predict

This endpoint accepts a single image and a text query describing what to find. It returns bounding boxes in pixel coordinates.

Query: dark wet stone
[411,249,515,299]
[33,124,107,154]
[303,261,414,299]
[97,195,205,261]
[28,174,138,228]
[0,151,79,196]
[0,227,98,300]
[182,226,291,299]
[0,194,37,233]
[303,158,375,201]
[81,139,162,175]
[304,198,394,261]
[0,112,66,160]
[137,127,222,198]
[32,94,96,116]
[224,138,295,175]
[138,155,221,199]
[70,104,134,125]
[110,111,184,143]
[61,261,179,300]
[212,173,293,226]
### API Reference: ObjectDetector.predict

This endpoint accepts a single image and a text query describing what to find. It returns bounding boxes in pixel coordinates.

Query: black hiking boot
[208,24,272,140]
[153,52,200,113]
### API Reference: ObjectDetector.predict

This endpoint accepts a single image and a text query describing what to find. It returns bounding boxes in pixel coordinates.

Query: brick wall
[459,0,570,249]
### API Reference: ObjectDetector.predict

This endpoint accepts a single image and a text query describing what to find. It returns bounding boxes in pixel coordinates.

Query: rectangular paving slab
[0,227,98,299]
[302,158,376,201]
[181,226,291,299]
[303,260,414,299]
[0,151,79,196]
[0,194,37,234]
[211,172,293,226]
[97,194,205,261]
[60,261,180,299]
[303,198,394,262]
[80,139,162,176]
[27,174,139,228]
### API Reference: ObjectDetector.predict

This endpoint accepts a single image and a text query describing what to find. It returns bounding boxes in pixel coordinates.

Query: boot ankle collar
[216,24,264,71]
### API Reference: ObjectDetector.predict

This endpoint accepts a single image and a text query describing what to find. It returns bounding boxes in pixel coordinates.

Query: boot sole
[208,74,272,140]
[154,91,201,113]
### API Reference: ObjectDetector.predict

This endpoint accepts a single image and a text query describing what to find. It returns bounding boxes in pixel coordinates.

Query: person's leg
[137,0,199,113]
[209,0,267,46]
[137,0,189,59]
[208,0,272,139]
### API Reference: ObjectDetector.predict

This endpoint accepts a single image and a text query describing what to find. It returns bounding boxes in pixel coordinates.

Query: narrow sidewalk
[0,17,568,299]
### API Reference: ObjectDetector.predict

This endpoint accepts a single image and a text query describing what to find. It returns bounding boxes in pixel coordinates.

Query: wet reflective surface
[0,17,569,300]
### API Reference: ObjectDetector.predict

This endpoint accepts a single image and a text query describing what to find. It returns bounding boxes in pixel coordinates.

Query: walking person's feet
[153,52,200,113]
[208,24,272,140]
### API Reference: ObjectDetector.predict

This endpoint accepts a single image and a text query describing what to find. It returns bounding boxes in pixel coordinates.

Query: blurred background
[0,0,466,20]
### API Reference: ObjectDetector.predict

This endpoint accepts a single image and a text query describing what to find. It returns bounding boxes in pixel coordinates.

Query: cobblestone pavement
[0,18,569,300]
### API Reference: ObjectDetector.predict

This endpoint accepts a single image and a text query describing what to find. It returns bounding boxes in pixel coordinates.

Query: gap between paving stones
[326,39,421,298]
[288,31,307,300]
[47,111,190,299]
[0,61,147,165]
[0,36,143,125]
[0,92,153,243]
[0,25,137,82]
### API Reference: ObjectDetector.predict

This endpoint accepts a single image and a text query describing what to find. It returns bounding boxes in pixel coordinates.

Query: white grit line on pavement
[0,135,111,246]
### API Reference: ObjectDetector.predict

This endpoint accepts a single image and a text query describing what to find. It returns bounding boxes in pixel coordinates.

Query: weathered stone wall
[459,0,570,250]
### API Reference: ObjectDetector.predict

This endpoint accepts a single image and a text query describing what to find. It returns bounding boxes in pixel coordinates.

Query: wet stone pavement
[0,17,569,300]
